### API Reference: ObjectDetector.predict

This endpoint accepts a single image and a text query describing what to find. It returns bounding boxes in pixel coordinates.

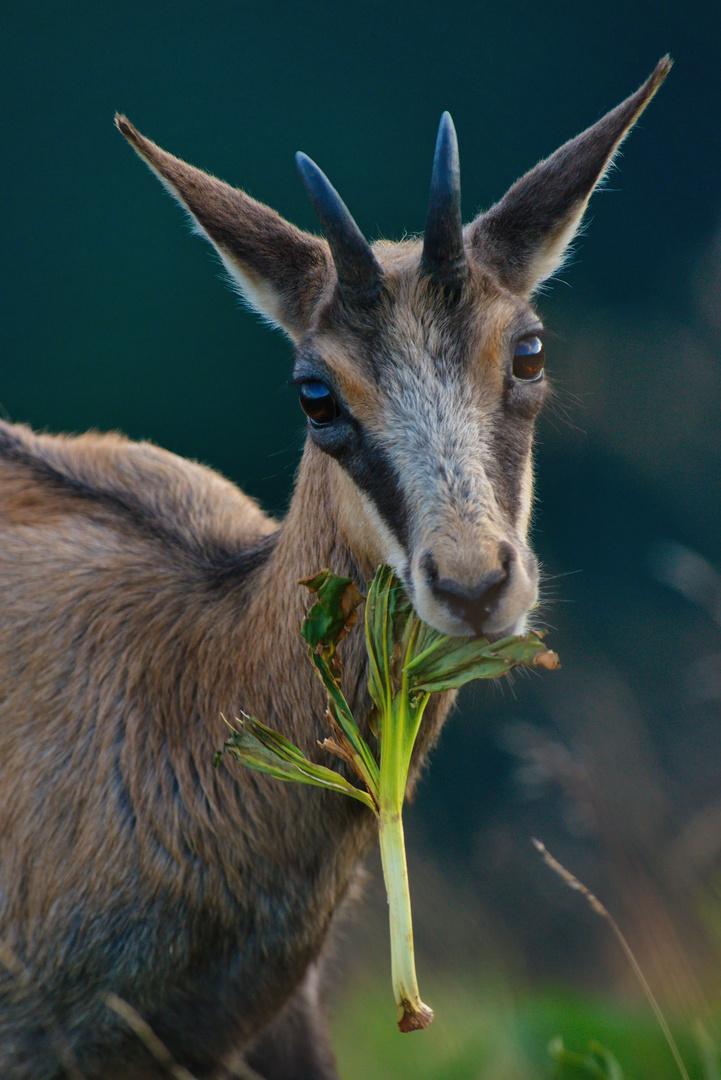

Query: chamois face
[294,248,544,636]
[116,57,669,637]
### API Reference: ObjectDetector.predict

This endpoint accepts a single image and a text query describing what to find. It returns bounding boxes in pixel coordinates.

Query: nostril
[427,559,511,635]
[498,541,515,574]
[421,551,439,586]
[441,577,504,634]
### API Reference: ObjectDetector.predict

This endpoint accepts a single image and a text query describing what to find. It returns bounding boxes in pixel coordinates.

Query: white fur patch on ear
[214,249,296,338]
[471,57,672,300]
[525,195,590,292]
[127,145,296,338]
[526,135,629,294]
[161,183,293,335]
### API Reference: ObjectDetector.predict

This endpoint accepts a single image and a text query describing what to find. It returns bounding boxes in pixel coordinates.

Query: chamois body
[0,62,669,1078]
[0,425,449,1076]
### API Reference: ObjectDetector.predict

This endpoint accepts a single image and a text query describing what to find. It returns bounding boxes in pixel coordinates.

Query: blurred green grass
[331,976,716,1080]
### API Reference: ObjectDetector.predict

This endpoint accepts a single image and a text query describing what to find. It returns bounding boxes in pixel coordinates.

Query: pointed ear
[115,116,331,340]
[467,58,671,297]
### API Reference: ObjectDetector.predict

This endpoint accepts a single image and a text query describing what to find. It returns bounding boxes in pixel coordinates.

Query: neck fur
[233,444,368,735]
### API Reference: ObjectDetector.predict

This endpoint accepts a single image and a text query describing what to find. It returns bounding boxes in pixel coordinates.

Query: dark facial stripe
[488,412,533,528]
[344,427,409,548]
[312,420,409,549]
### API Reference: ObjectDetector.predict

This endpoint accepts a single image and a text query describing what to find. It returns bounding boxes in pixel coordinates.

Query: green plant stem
[218,566,559,1034]
[376,628,433,1031]
[378,804,433,1031]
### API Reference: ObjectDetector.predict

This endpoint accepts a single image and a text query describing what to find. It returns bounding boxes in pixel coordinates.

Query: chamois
[0,60,669,1078]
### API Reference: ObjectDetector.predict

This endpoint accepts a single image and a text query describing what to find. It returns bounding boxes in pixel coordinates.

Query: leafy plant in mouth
[214,565,559,1032]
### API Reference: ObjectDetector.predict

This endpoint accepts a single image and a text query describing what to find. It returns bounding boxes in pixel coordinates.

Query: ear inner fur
[115,114,331,338]
[467,57,672,295]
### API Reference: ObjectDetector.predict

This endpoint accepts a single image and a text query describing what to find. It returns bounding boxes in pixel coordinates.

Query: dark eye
[513,336,545,381]
[298,381,340,426]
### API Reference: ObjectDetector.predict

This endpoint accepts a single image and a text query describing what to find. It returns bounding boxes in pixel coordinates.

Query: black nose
[423,548,513,635]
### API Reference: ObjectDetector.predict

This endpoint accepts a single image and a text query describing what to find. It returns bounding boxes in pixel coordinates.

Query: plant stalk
[378,801,433,1032]
[376,631,433,1032]
[217,566,559,1032]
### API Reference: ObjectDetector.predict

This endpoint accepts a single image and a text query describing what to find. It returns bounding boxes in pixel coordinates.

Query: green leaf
[405,629,559,693]
[214,717,376,812]
[307,648,380,795]
[587,1042,626,1080]
[549,1038,625,1080]
[298,569,380,795]
[215,562,560,1035]
[299,569,364,654]
[365,564,415,713]
[364,564,395,713]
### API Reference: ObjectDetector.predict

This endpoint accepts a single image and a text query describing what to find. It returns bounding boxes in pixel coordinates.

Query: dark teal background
[3,0,716,497]
[3,1,720,984]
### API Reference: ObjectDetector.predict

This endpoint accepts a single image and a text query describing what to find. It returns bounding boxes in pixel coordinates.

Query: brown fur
[0,62,669,1078]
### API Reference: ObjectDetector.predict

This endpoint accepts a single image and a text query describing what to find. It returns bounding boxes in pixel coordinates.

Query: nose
[422,547,513,636]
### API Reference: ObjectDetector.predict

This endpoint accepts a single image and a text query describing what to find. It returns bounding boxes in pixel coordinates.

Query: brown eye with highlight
[512,336,545,382]
[298,381,341,426]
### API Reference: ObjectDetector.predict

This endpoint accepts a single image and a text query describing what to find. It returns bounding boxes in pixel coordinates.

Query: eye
[512,335,545,382]
[298,381,341,426]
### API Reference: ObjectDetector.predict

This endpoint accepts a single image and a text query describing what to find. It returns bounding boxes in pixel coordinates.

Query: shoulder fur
[0,421,277,582]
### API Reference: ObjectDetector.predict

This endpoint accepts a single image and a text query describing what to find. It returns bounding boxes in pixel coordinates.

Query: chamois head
[116,58,669,638]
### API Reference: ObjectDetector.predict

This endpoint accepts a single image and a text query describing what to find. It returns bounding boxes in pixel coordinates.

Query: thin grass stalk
[533,839,691,1080]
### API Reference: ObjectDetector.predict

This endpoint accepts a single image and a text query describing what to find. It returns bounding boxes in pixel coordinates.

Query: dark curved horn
[421,112,468,289]
[296,152,382,301]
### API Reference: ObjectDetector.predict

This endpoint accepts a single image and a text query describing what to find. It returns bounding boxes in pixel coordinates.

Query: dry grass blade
[104,994,268,1080]
[0,938,85,1080]
[532,839,691,1080]
[217,1048,271,1080]
[692,1020,721,1080]
[103,994,198,1080]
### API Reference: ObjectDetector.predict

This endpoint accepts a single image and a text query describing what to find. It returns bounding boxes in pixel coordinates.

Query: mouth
[397,564,531,641]
[479,614,529,642]
[428,611,529,642]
